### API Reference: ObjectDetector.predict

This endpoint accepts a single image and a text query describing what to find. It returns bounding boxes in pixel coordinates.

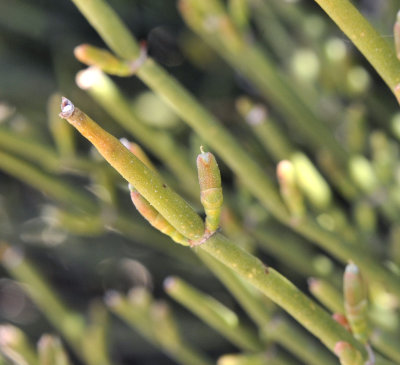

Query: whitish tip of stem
[397,10,400,23]
[37,334,59,351]
[307,277,319,289]
[73,44,88,61]
[163,276,177,291]
[2,246,23,269]
[246,105,267,125]
[75,67,102,90]
[59,97,75,119]
[200,145,205,154]
[103,290,122,307]
[276,160,293,180]
[128,287,150,305]
[345,261,359,274]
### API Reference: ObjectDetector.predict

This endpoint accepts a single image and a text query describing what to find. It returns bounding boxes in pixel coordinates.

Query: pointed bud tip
[277,160,294,180]
[73,44,88,61]
[59,97,74,118]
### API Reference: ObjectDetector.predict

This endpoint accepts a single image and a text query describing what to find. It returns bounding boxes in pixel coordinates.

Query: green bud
[344,262,369,344]
[277,160,305,219]
[129,185,189,246]
[197,148,223,234]
[334,341,363,365]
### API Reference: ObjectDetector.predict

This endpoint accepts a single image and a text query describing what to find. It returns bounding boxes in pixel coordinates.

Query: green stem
[70,0,139,60]
[0,325,39,365]
[198,233,394,365]
[59,98,204,240]
[106,290,213,365]
[0,244,85,354]
[197,249,274,328]
[59,98,398,361]
[253,228,341,286]
[0,149,96,213]
[371,330,400,363]
[264,316,337,365]
[164,276,263,351]
[313,0,400,100]
[308,278,344,314]
[197,250,337,365]
[180,0,348,164]
[0,127,94,175]
[77,69,198,198]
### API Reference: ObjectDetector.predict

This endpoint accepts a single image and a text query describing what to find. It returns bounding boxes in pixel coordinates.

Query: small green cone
[197,147,223,234]
[343,262,370,344]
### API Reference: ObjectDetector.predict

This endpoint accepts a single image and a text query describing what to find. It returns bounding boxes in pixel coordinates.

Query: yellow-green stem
[313,0,400,102]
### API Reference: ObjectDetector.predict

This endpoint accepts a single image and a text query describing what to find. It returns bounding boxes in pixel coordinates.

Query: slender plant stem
[0,244,85,354]
[198,233,394,365]
[264,316,338,365]
[308,278,344,314]
[253,228,342,286]
[70,0,139,60]
[60,97,397,362]
[0,149,96,213]
[0,127,94,175]
[313,0,400,101]
[197,249,274,328]
[197,250,337,365]
[77,69,199,198]
[59,99,205,240]
[179,0,349,164]
[106,291,213,365]
[66,5,400,288]
[165,276,264,352]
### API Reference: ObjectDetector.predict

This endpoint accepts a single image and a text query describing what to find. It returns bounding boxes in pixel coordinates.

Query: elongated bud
[334,341,363,365]
[394,11,400,61]
[129,185,189,246]
[38,335,71,365]
[277,160,304,220]
[197,147,223,234]
[344,262,369,344]
[120,138,157,172]
[291,153,331,210]
[59,97,204,240]
[74,44,133,76]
